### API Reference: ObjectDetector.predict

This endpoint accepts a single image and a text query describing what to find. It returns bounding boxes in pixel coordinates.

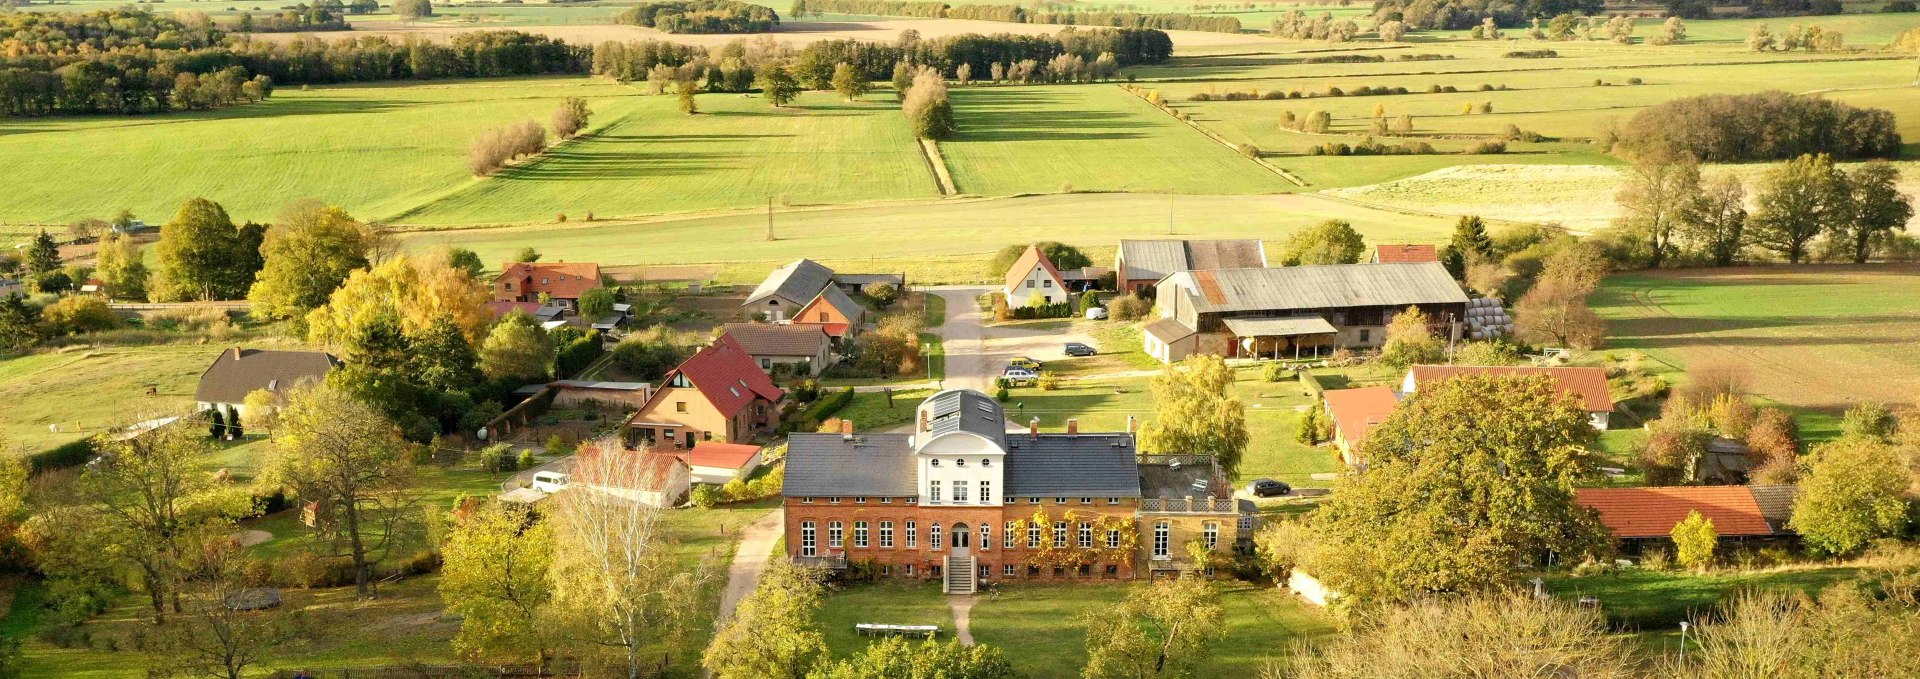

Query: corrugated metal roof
[1170,262,1466,314]
[1222,316,1337,337]
[1184,239,1267,271]
[1004,434,1142,497]
[783,433,918,496]
[1118,239,1266,283]
[744,259,835,306]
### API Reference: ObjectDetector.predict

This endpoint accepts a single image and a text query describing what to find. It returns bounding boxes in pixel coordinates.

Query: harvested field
[1593,265,1920,412]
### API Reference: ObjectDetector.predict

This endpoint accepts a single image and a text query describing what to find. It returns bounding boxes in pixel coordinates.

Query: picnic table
[854,623,940,638]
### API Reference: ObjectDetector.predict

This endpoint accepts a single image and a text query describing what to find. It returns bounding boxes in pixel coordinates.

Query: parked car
[1084,307,1108,320]
[1064,342,1097,357]
[1002,368,1038,386]
[1246,479,1291,497]
[531,470,570,493]
[1007,356,1042,371]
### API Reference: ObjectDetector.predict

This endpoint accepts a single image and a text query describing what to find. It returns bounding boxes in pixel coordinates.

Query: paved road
[717,508,786,624]
[928,286,1100,393]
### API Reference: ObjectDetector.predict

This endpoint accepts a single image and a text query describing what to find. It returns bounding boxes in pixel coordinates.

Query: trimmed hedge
[782,386,855,433]
[29,438,95,474]
[1298,370,1324,397]
[1007,302,1072,320]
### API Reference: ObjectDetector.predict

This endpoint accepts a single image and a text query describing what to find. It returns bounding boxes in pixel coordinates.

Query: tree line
[1369,0,1602,30]
[228,2,352,33]
[614,0,781,34]
[1612,91,1901,163]
[792,0,1242,32]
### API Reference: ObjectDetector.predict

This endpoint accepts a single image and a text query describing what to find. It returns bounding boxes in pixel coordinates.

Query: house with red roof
[1003,245,1068,308]
[1402,365,1615,430]
[622,334,784,449]
[1576,485,1797,550]
[672,441,766,484]
[1372,244,1438,264]
[492,261,603,310]
[1321,386,1400,465]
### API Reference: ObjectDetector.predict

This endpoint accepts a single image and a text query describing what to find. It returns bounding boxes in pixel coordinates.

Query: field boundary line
[1116,85,1307,187]
[377,99,633,224]
[919,139,959,196]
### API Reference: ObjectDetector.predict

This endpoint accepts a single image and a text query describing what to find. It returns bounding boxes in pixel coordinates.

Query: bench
[854,623,940,638]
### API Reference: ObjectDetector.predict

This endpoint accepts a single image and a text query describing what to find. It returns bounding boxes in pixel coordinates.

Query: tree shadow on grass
[0,98,410,138]
[496,151,738,180]
[951,107,1152,142]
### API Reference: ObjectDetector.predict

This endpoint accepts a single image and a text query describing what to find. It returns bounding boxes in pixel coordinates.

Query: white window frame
[1027,523,1041,548]
[1005,521,1018,548]
[980,480,993,504]
[880,521,895,548]
[953,480,969,503]
[854,521,869,548]
[930,524,943,550]
[1004,564,1016,576]
[1204,522,1219,550]
[1077,522,1092,549]
[929,481,942,504]
[1053,521,1068,548]
[828,521,843,548]
[801,521,817,557]
[906,520,917,548]
[1153,521,1170,559]
[1106,528,1121,549]
[979,524,990,552]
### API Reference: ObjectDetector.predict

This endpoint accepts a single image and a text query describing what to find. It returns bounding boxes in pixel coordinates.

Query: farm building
[1402,365,1614,430]
[1114,239,1267,295]
[721,322,834,376]
[1372,244,1437,264]
[493,262,602,310]
[1576,485,1797,551]
[1142,262,1467,363]
[1320,386,1400,465]
[791,284,867,342]
[742,259,900,322]
[195,348,340,421]
[622,334,784,450]
[547,380,653,409]
[781,389,1241,593]
[1002,245,1069,308]
[672,441,766,484]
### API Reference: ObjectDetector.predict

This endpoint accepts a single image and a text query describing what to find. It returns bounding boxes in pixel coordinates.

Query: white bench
[855,623,940,638]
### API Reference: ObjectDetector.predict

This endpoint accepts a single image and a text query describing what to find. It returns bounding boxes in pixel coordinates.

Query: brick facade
[784,496,1150,581]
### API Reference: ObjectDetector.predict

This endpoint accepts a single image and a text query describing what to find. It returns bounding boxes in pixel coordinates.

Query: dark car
[1247,479,1291,497]
[1064,342,1097,357]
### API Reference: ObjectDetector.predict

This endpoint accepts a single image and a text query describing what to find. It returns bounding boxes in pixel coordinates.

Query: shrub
[1262,362,1288,382]
[1107,294,1151,320]
[29,438,94,473]
[516,449,536,470]
[690,484,720,508]
[1503,49,1558,58]
[783,386,854,433]
[1467,140,1507,154]
[1037,372,1060,390]
[1298,370,1324,396]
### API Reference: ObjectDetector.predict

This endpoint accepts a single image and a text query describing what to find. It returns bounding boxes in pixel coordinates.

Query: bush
[517,449,536,470]
[1007,301,1072,320]
[1262,362,1288,382]
[1303,54,1384,64]
[1037,372,1060,390]
[1887,0,1918,10]
[782,386,854,433]
[1467,140,1508,154]
[29,438,95,473]
[1503,49,1558,58]
[721,477,750,500]
[690,484,721,508]
[1298,370,1324,396]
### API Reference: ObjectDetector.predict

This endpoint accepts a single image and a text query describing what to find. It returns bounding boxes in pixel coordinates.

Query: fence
[482,386,558,440]
[1139,497,1237,514]
[268,663,580,678]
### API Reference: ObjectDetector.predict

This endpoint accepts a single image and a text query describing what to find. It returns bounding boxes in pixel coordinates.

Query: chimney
[918,410,929,433]
[1126,415,1138,434]
[231,347,243,361]
[841,419,854,441]
[1028,417,1039,440]
[1066,419,1079,435]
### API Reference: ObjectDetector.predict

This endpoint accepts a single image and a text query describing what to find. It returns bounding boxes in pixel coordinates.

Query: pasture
[0,344,228,454]
[1592,265,1920,413]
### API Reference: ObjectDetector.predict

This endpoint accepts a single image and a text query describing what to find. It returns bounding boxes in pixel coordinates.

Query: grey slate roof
[721,323,830,357]
[1004,434,1142,497]
[783,433,918,497]
[1750,485,1799,531]
[923,389,1008,450]
[1177,262,1467,314]
[744,259,835,307]
[1119,239,1265,282]
[809,285,866,325]
[195,348,339,405]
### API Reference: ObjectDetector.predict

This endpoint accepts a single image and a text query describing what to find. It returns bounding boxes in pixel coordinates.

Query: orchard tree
[271,384,420,598]
[248,201,373,321]
[1751,153,1845,264]
[1138,355,1248,477]
[440,501,554,663]
[1081,576,1224,679]
[703,560,827,679]
[1279,219,1366,266]
[1313,374,1610,607]
[1790,437,1910,557]
[1836,160,1913,263]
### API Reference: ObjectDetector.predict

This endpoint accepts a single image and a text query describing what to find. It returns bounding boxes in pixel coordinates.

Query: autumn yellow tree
[439,501,554,663]
[305,252,491,347]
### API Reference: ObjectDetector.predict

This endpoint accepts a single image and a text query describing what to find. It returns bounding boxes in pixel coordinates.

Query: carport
[1222,316,1339,360]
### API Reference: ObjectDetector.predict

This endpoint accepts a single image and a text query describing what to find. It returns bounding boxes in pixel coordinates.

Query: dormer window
[929,459,941,467]
[955,459,966,467]
[981,459,991,467]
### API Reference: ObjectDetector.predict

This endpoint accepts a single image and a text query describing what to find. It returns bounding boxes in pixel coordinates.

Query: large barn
[1142,262,1468,363]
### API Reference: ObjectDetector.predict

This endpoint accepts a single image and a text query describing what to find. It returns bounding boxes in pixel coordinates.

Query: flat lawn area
[816,580,952,657]
[396,90,938,225]
[0,77,646,225]
[965,581,1334,677]
[1546,565,1862,631]
[940,85,1291,196]
[397,192,1456,284]
[835,389,938,432]
[1593,265,1920,413]
[0,344,257,454]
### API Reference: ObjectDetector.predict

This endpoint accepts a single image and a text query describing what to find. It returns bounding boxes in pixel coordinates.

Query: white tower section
[911,389,1008,507]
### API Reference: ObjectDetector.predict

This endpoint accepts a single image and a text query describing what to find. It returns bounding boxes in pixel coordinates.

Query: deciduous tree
[1671,509,1717,570]
[166,538,289,679]
[247,201,372,321]
[82,416,236,622]
[1278,219,1366,266]
[759,62,800,107]
[831,62,869,101]
[1138,355,1248,477]
[305,253,492,347]
[480,311,556,381]
[1791,437,1910,556]
[579,287,615,320]
[94,232,150,300]
[901,67,953,140]
[1682,172,1748,266]
[1279,594,1635,678]
[552,96,591,139]
[704,560,826,679]
[154,198,258,301]
[440,501,554,663]
[811,636,1014,679]
[1751,153,1846,264]
[1081,576,1224,679]
[271,384,420,598]
[1378,305,1444,369]
[1836,160,1913,263]
[1614,151,1700,267]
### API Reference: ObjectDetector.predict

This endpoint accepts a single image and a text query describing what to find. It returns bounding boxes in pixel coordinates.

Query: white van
[531,471,570,493]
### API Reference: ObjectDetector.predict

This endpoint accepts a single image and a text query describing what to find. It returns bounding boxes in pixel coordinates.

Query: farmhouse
[782,389,1240,593]
[791,285,867,341]
[1114,238,1267,295]
[1321,386,1399,465]
[742,258,900,322]
[622,334,784,449]
[1402,365,1614,430]
[1002,245,1069,308]
[493,262,602,310]
[721,322,834,376]
[1372,244,1438,264]
[1143,262,1467,363]
[195,348,340,421]
[672,441,766,484]
[1576,485,1798,552]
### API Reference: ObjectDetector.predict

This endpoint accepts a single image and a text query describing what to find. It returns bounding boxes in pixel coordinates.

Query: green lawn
[940,84,1292,196]
[395,90,939,225]
[816,580,952,658]
[835,389,938,432]
[0,344,252,454]
[1546,565,1862,630]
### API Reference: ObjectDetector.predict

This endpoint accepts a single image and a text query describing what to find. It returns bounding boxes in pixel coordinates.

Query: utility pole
[765,196,775,241]
[1166,192,1174,235]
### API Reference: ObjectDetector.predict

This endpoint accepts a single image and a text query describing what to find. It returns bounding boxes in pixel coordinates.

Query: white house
[1002,245,1069,308]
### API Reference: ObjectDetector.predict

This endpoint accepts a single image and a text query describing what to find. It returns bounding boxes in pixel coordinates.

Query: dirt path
[717,508,786,624]
[948,595,977,645]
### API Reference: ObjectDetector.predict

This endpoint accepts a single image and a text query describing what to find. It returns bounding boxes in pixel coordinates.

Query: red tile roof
[1575,486,1777,539]
[675,442,761,470]
[1408,365,1614,412]
[1375,244,1438,264]
[669,334,784,418]
[1003,245,1066,294]
[1322,386,1399,449]
[496,262,603,300]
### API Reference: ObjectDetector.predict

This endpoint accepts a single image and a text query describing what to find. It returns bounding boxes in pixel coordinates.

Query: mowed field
[1592,265,1920,411]
[0,345,227,453]
[941,85,1292,196]
[396,90,938,225]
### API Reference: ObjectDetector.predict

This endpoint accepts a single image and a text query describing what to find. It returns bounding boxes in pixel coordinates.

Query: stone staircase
[943,555,976,594]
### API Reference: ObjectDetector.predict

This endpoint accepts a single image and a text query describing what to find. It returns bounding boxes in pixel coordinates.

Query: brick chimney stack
[1066,419,1079,435]
[1126,415,1137,434]
[841,419,854,441]
[1028,418,1039,440]
[231,347,243,360]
